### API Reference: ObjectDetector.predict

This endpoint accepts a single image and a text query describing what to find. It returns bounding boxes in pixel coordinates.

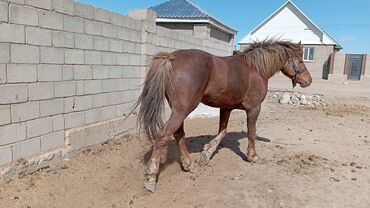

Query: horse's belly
[201,92,243,109]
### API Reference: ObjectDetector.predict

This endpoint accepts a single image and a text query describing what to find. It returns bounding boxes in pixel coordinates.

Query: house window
[303,47,315,61]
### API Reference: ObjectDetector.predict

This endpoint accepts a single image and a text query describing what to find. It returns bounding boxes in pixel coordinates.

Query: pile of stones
[269,91,327,108]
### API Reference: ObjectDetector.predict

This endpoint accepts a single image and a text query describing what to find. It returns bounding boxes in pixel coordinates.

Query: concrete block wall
[0,1,234,173]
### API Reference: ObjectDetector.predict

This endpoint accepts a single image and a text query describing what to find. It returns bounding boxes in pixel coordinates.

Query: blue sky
[78,0,370,54]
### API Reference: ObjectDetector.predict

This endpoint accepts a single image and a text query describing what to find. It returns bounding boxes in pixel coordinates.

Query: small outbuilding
[149,0,237,48]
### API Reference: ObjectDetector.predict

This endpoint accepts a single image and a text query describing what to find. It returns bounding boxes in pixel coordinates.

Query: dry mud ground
[0,95,369,208]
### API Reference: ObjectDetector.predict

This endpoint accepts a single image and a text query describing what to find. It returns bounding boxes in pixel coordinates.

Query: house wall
[0,0,233,178]
[328,53,370,82]
[240,44,334,80]
[156,22,194,36]
[303,44,334,80]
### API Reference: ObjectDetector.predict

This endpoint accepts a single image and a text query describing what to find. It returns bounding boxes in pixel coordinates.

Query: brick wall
[0,0,233,175]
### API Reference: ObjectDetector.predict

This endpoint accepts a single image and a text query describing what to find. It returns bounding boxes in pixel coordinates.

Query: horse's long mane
[241,38,302,79]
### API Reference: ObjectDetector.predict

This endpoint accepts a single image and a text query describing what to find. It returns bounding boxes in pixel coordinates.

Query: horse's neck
[267,60,287,80]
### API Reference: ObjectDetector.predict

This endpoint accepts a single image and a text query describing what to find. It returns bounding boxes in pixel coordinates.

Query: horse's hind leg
[145,111,186,192]
[200,108,232,165]
[174,123,196,172]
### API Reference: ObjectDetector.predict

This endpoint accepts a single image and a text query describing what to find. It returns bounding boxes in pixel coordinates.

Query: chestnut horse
[133,40,312,192]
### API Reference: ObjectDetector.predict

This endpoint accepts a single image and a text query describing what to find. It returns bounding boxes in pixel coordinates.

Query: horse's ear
[298,41,302,45]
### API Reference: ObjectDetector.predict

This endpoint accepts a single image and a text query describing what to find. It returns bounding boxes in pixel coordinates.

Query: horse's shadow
[143,131,271,169]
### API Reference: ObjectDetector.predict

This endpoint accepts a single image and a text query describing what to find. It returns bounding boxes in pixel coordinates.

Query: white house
[238,1,342,80]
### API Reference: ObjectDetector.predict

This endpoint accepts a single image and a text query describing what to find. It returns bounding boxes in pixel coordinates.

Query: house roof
[239,1,341,49]
[149,0,237,35]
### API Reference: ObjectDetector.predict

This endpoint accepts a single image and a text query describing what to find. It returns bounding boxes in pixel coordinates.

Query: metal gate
[346,54,363,80]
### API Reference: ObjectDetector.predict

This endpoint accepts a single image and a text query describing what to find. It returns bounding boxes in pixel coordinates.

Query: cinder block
[38,64,62,82]
[84,19,102,36]
[117,27,130,40]
[92,93,108,108]
[94,7,110,23]
[102,52,117,65]
[108,67,122,79]
[85,51,101,65]
[102,23,117,38]
[129,54,141,66]
[123,42,135,53]
[53,31,74,48]
[55,81,76,98]
[75,34,94,50]
[11,101,39,122]
[40,47,64,64]
[0,84,28,104]
[41,131,65,153]
[109,40,123,52]
[12,137,41,161]
[101,80,116,92]
[25,0,52,10]
[40,98,64,117]
[102,105,116,120]
[0,64,5,84]
[65,50,84,65]
[0,123,27,146]
[75,2,94,19]
[116,103,130,116]
[0,23,26,43]
[74,65,92,80]
[85,108,102,124]
[0,146,12,167]
[116,79,129,91]
[9,4,38,26]
[110,13,128,27]
[26,117,52,138]
[53,0,75,15]
[0,105,11,126]
[74,95,92,111]
[39,10,63,30]
[52,115,64,131]
[75,81,85,95]
[64,111,85,129]
[0,2,8,23]
[11,45,39,64]
[129,30,141,42]
[117,53,129,65]
[128,66,141,78]
[28,82,54,101]
[26,27,52,46]
[7,64,37,83]
[108,92,123,105]
[85,80,101,95]
[62,65,74,80]
[0,44,10,63]
[64,15,84,33]
[5,0,24,4]
[92,66,108,79]
[94,37,110,51]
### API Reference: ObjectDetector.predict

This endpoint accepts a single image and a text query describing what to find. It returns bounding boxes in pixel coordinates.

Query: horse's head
[281,42,312,88]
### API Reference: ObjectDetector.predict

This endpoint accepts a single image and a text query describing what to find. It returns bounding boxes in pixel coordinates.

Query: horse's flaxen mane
[241,39,302,79]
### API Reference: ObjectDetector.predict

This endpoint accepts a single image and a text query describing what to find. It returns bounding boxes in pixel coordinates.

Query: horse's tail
[132,52,174,142]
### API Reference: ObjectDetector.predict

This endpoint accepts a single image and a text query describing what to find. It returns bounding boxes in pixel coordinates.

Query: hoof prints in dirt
[273,153,334,175]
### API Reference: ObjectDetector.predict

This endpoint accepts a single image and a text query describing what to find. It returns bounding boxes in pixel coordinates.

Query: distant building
[238,1,342,80]
[149,0,237,54]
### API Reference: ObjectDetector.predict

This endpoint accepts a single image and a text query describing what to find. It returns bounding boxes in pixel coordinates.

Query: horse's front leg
[246,105,261,162]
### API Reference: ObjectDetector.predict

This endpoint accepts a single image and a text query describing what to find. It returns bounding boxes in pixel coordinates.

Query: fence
[0,0,233,178]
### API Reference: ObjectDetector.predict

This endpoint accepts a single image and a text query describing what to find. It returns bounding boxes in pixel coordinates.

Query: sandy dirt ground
[0,91,369,208]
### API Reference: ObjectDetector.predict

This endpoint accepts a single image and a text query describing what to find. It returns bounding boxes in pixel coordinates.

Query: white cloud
[340,36,355,42]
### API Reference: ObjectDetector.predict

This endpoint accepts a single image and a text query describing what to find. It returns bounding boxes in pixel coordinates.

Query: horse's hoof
[200,150,211,165]
[246,154,260,163]
[189,162,198,173]
[144,179,156,193]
